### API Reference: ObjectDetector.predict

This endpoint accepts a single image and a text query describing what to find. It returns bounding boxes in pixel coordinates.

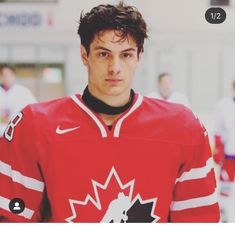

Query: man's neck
[88,86,131,107]
[82,86,135,126]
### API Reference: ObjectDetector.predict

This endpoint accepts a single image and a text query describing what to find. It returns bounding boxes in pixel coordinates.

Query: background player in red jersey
[0,1,220,222]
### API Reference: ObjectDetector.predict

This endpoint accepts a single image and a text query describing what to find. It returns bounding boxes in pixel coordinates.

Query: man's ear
[80,45,88,66]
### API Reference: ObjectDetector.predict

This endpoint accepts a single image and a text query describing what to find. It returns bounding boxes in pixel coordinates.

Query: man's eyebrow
[94,47,137,52]
[121,48,136,52]
[94,47,112,52]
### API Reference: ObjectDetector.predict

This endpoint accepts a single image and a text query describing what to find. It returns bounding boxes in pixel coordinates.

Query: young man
[0,2,219,222]
[213,80,235,222]
[0,65,36,136]
[147,73,191,108]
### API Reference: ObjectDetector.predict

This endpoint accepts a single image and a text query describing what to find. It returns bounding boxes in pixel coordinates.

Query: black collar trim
[82,86,135,115]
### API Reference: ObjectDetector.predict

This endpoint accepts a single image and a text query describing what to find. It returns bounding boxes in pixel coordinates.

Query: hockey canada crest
[65,167,160,222]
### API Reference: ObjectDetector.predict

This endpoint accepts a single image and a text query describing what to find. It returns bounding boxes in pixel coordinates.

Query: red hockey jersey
[0,93,220,222]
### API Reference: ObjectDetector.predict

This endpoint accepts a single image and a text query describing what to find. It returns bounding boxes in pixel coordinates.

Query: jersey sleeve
[169,114,220,222]
[0,106,45,222]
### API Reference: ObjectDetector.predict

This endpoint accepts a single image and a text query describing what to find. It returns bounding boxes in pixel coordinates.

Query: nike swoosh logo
[56,126,80,134]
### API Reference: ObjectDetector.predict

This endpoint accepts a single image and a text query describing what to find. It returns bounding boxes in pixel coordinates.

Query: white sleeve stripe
[0,195,34,220]
[170,190,217,211]
[0,161,44,192]
[175,157,214,183]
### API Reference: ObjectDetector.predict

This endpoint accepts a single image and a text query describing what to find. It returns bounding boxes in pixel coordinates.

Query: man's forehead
[91,30,137,50]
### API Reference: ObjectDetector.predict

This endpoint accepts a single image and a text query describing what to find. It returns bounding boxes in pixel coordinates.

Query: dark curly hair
[78,1,148,55]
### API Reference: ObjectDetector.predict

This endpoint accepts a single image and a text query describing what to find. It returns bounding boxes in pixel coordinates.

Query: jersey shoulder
[143,96,193,122]
[26,95,75,117]
[14,95,79,138]
[142,96,204,143]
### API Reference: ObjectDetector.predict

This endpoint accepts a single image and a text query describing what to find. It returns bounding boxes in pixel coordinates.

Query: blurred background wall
[0,0,235,142]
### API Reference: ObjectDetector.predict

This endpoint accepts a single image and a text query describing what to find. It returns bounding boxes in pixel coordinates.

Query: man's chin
[105,87,127,96]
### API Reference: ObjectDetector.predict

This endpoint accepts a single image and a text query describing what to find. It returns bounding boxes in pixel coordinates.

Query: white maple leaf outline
[65,166,160,222]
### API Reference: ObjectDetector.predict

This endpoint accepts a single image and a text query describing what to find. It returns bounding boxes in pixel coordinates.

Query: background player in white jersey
[147,72,190,108]
[0,2,219,222]
[213,80,235,222]
[0,65,36,136]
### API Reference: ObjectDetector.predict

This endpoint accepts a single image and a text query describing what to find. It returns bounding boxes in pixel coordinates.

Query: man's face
[158,75,172,99]
[81,30,141,100]
[1,67,15,87]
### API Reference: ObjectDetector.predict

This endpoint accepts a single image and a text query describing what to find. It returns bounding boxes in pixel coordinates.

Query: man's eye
[122,53,132,58]
[99,52,109,57]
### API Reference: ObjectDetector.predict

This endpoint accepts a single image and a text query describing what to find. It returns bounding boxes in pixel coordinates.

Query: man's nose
[108,57,121,75]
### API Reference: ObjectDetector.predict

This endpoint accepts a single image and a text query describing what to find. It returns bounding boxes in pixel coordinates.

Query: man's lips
[105,79,122,81]
[105,79,123,83]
